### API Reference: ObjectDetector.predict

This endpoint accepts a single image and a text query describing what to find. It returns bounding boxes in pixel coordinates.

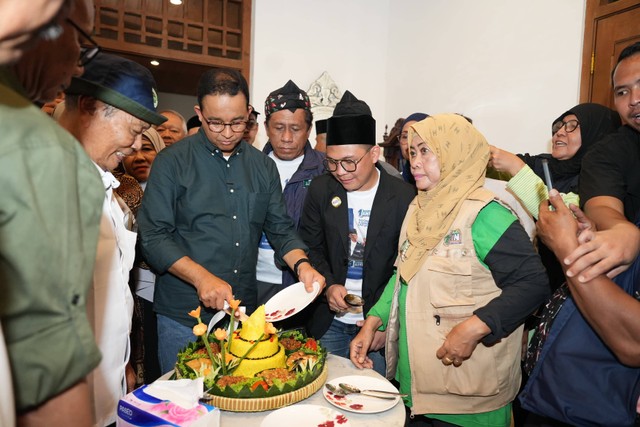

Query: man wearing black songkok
[299,90,415,375]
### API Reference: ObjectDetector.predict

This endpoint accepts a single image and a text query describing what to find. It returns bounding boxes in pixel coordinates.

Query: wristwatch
[293,257,312,276]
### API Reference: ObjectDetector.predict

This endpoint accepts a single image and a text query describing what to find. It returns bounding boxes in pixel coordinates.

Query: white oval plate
[264,281,321,322]
[323,375,401,414]
[260,403,350,427]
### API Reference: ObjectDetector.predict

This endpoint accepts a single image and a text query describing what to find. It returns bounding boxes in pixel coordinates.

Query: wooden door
[581,0,640,107]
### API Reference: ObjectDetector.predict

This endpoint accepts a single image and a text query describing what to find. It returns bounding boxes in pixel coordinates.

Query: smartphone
[541,159,553,192]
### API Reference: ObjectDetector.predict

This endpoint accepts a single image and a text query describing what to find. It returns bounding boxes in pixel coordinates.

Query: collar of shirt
[93,162,120,191]
[202,136,246,158]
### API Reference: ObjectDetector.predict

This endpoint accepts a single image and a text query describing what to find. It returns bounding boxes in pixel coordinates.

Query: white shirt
[256,153,304,284]
[339,170,379,324]
[87,164,136,426]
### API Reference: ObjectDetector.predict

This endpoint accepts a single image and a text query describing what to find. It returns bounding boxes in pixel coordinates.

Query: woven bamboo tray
[203,364,328,412]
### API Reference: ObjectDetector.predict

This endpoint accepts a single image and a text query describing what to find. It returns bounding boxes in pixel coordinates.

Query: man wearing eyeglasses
[255,80,326,317]
[299,91,415,375]
[137,69,326,374]
[243,105,260,145]
[0,1,104,426]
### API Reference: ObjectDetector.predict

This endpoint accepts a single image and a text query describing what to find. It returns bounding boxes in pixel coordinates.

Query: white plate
[323,375,401,414]
[264,281,321,322]
[260,404,350,427]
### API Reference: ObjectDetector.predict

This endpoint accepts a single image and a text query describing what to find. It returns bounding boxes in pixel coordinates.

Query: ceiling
[106,50,213,97]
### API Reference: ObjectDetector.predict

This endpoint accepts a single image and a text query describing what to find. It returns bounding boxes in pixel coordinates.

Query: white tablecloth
[220,354,405,426]
[163,354,406,426]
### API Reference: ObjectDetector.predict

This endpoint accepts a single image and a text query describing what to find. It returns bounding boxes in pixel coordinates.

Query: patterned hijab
[398,114,489,282]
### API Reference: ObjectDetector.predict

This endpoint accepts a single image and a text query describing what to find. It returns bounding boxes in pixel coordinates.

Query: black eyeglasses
[323,148,372,172]
[202,117,248,133]
[66,18,101,67]
[552,119,580,135]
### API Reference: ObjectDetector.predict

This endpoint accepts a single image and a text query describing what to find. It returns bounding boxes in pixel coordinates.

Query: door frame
[580,0,640,102]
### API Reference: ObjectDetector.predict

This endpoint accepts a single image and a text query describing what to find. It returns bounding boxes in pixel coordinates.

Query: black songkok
[327,90,376,146]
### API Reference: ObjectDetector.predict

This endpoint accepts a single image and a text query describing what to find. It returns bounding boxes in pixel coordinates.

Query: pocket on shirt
[410,311,501,397]
[248,193,270,225]
[427,255,474,309]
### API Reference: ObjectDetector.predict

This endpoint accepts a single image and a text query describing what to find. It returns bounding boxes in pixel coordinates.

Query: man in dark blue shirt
[138,69,325,372]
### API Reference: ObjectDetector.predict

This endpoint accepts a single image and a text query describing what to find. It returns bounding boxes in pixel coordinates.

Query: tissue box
[117,385,220,427]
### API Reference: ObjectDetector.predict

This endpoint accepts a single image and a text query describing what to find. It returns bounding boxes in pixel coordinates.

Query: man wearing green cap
[299,91,415,375]
[60,52,167,427]
[256,80,326,311]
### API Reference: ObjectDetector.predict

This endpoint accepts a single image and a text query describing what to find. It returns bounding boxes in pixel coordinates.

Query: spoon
[338,383,407,399]
[324,383,346,396]
[344,294,365,307]
[325,383,398,400]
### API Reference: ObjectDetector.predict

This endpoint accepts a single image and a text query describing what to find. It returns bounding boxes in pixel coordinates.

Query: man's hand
[564,224,640,281]
[436,315,489,367]
[569,196,640,282]
[350,316,382,369]
[325,284,350,313]
[283,250,326,294]
[488,145,525,176]
[570,203,593,236]
[193,273,233,310]
[296,261,326,294]
[168,256,233,310]
[537,190,581,259]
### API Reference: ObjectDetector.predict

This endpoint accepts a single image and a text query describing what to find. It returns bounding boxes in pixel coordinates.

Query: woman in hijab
[398,112,429,185]
[122,126,166,189]
[489,103,621,204]
[489,103,621,291]
[350,114,549,427]
[120,127,165,387]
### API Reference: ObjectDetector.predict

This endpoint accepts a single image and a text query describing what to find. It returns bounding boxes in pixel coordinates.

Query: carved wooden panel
[93,0,251,78]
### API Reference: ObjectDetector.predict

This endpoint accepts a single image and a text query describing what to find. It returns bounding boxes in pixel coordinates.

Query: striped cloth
[507,165,580,219]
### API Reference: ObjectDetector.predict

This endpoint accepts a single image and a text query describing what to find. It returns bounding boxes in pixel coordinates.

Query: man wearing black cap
[186,114,201,136]
[244,105,260,145]
[60,52,167,427]
[299,91,415,375]
[256,80,326,309]
[315,118,328,153]
[137,69,325,374]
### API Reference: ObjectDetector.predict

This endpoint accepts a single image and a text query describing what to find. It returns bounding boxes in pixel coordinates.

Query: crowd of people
[1,1,639,426]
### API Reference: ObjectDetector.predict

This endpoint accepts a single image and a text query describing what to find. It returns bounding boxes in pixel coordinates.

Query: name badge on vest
[444,229,462,246]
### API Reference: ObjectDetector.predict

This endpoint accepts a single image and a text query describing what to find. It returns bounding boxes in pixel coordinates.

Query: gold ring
[443,356,453,364]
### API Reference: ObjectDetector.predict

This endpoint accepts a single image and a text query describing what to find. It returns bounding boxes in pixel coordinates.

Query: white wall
[251,0,586,155]
[251,0,391,148]
[157,92,197,123]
